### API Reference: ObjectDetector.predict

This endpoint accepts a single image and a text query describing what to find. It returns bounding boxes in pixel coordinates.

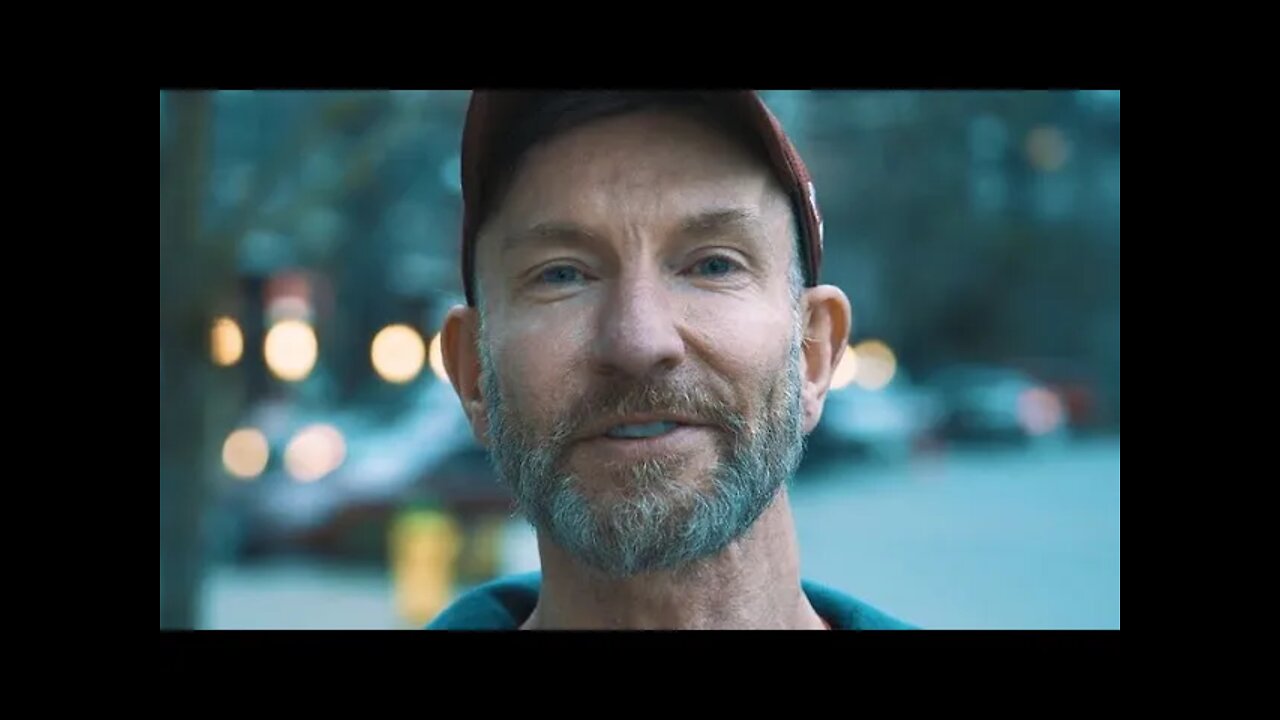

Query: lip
[578,414,705,441]
[575,423,713,461]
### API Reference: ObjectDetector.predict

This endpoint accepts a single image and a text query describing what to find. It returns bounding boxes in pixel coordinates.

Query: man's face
[466,110,814,577]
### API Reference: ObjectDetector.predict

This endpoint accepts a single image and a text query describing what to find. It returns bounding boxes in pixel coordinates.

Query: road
[788,438,1120,628]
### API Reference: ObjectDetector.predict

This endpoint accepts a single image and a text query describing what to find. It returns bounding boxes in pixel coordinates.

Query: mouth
[571,416,712,460]
[603,420,684,440]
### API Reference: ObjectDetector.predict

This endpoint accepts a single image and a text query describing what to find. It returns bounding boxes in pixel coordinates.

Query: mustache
[549,378,747,443]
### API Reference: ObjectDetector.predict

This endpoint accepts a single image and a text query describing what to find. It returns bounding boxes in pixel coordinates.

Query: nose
[593,272,686,379]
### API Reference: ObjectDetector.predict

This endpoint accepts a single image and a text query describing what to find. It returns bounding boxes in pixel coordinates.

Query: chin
[566,451,720,500]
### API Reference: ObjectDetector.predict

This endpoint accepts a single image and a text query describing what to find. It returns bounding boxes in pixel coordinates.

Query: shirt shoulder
[425,572,541,630]
[802,578,918,630]
[425,573,917,629]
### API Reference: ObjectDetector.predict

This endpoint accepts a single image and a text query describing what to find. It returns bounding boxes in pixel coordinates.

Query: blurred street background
[160,90,1120,630]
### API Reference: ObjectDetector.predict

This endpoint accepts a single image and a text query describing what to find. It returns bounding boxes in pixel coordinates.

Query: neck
[522,487,828,630]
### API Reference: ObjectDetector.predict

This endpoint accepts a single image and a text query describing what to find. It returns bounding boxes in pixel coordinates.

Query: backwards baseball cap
[458,90,824,306]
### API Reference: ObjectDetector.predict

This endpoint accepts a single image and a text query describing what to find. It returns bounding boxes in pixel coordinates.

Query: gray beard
[480,330,807,578]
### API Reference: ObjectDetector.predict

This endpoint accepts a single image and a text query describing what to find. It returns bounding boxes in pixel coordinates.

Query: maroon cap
[458,90,824,306]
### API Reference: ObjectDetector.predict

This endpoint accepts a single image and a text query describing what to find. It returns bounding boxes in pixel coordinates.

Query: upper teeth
[607,421,678,439]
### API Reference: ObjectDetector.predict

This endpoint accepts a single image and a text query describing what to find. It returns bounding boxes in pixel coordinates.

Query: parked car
[217,379,504,562]
[806,378,938,465]
[926,364,1068,446]
[1010,357,1103,431]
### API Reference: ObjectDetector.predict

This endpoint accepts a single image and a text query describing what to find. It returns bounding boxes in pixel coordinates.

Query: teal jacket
[426,572,916,630]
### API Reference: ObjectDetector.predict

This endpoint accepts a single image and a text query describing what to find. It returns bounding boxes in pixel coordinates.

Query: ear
[441,304,490,446]
[799,285,852,434]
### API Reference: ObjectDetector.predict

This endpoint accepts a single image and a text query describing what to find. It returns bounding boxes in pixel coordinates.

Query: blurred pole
[240,275,269,402]
[160,91,238,629]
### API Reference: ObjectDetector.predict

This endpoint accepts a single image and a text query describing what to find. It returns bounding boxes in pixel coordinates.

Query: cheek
[495,313,590,421]
[682,298,794,398]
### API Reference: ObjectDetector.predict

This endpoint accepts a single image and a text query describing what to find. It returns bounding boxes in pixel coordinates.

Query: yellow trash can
[390,508,463,627]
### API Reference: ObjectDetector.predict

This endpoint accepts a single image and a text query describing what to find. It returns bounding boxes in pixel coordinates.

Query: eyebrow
[502,221,603,253]
[675,207,765,240]
[501,207,766,254]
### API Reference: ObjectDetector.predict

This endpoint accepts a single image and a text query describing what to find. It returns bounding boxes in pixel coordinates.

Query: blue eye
[692,256,738,277]
[538,265,584,285]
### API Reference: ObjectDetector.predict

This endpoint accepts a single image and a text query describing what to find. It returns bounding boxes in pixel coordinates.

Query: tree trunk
[160,91,233,629]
